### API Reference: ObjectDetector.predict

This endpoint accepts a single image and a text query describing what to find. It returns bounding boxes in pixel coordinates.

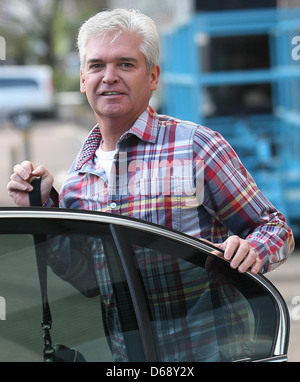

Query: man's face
[80,32,160,125]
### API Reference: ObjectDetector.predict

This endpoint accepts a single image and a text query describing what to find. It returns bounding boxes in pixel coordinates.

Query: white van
[0,65,56,124]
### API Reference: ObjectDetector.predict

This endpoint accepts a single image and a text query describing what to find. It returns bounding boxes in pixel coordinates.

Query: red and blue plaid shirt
[53,106,294,361]
[60,106,294,273]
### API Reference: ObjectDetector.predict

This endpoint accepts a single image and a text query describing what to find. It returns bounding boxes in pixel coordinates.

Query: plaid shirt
[55,106,294,361]
[60,106,294,273]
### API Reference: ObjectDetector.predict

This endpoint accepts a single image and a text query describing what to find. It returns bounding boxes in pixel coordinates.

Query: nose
[102,65,119,84]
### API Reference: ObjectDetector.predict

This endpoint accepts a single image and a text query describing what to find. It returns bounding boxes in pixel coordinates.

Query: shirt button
[110,202,117,209]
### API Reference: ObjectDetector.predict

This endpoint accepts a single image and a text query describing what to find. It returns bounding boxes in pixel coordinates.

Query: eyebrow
[86,57,138,65]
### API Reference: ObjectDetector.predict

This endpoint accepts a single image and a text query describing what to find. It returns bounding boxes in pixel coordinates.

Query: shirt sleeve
[194,127,295,273]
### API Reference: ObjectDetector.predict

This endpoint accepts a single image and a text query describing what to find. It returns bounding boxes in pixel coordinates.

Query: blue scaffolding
[161,7,300,235]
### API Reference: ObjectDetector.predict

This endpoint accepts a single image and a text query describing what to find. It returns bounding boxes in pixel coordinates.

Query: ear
[149,65,161,92]
[80,70,86,94]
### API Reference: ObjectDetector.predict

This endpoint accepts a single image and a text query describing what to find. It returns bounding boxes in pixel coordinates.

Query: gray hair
[77,8,160,72]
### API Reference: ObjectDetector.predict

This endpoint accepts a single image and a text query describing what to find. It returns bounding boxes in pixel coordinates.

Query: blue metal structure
[161,7,300,235]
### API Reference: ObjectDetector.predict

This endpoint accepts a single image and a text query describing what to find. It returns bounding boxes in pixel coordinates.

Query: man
[7,8,295,362]
[7,8,294,275]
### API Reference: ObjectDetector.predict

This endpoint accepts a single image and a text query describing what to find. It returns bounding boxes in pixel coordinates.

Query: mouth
[101,91,124,96]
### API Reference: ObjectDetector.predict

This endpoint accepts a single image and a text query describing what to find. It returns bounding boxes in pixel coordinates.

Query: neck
[95,112,142,151]
[98,119,129,151]
[101,137,117,151]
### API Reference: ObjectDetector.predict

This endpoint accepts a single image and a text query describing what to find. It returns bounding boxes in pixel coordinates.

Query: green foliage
[0,0,109,91]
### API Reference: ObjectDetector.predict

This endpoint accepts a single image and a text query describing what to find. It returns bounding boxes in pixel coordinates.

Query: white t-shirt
[95,144,117,180]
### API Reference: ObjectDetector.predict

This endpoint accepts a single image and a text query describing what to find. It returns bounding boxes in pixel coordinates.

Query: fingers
[217,236,262,275]
[7,177,33,193]
[249,256,262,275]
[31,164,49,178]
[7,161,54,206]
[9,162,49,184]
[13,160,34,180]
[7,162,31,191]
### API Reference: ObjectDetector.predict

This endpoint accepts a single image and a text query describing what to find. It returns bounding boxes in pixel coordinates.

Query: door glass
[119,227,278,362]
[0,228,140,362]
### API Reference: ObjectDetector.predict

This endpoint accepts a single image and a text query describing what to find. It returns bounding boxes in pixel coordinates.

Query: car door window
[113,226,281,362]
[0,222,143,362]
[0,211,288,362]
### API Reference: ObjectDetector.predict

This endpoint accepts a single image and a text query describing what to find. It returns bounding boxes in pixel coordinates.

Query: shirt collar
[124,106,159,143]
[74,106,159,171]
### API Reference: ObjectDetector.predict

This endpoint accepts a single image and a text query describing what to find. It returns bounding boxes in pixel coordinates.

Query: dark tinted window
[195,0,276,11]
[201,35,270,72]
[0,222,141,362]
[116,226,279,362]
[0,213,286,362]
[0,78,38,88]
[200,34,271,117]
[205,83,272,117]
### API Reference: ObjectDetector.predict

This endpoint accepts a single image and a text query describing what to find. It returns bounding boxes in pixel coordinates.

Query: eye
[88,63,104,71]
[120,62,134,69]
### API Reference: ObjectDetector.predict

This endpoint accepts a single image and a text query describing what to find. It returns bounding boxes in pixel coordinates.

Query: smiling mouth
[101,92,124,96]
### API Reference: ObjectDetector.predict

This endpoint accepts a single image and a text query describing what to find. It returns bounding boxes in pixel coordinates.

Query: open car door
[0,207,289,362]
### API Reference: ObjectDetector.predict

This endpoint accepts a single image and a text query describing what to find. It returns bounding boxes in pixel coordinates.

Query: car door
[0,207,289,362]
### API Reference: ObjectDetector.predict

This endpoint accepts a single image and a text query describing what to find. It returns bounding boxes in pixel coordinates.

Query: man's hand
[213,235,262,275]
[7,160,54,206]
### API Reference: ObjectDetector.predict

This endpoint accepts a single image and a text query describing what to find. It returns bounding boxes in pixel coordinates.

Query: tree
[0,0,109,89]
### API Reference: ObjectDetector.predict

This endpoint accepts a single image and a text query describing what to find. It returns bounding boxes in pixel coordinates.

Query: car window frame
[0,207,290,362]
[110,222,289,362]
